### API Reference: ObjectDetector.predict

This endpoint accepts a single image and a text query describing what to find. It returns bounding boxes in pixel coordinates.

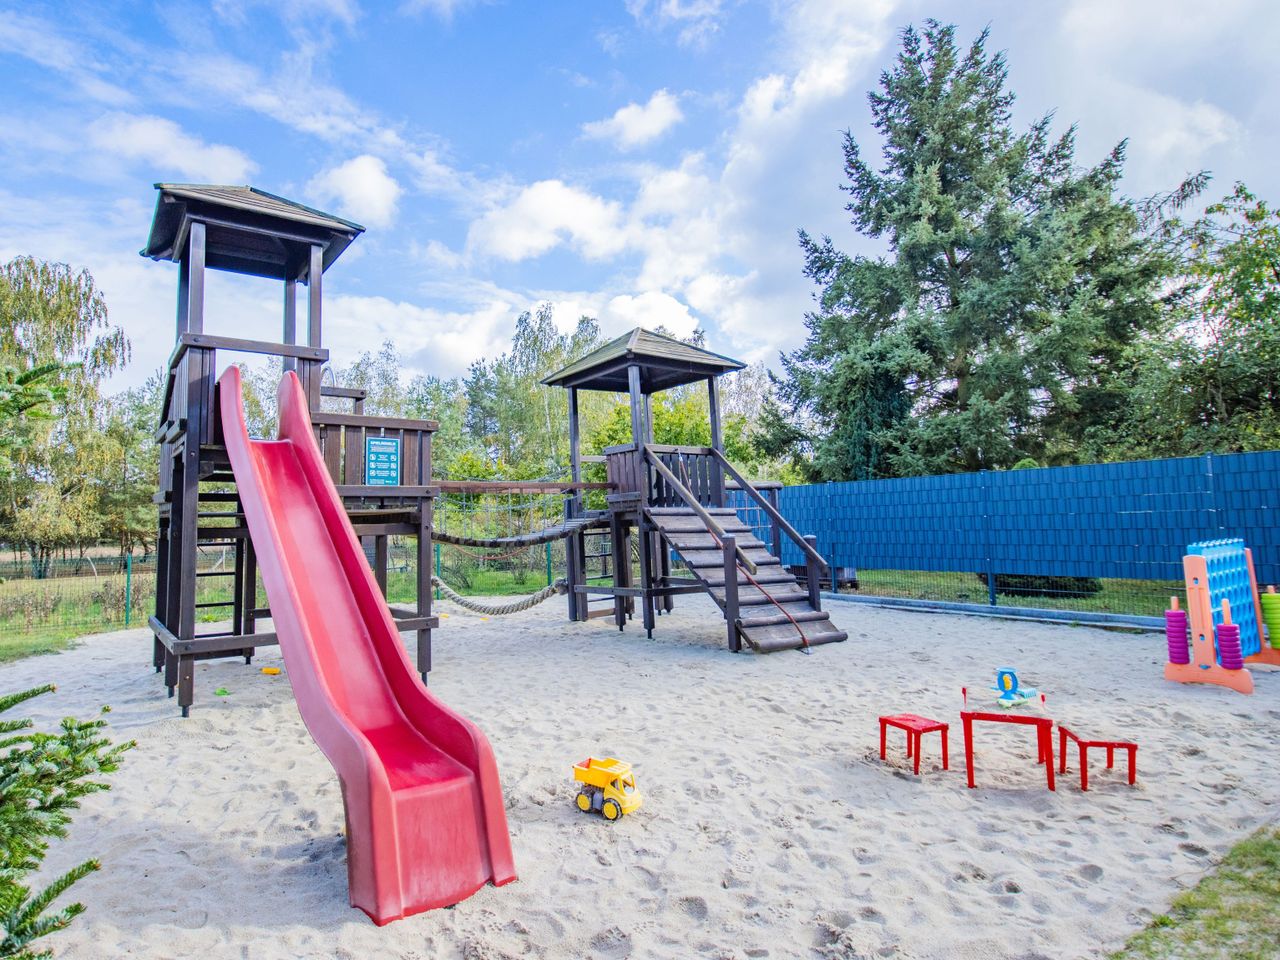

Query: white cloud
[467,180,627,261]
[625,0,726,47]
[87,112,258,182]
[600,291,699,337]
[327,293,513,377]
[307,155,403,229]
[401,0,485,18]
[582,89,684,150]
[0,12,132,106]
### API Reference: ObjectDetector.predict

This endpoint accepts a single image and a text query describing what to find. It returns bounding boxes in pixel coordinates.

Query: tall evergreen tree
[777,21,1174,479]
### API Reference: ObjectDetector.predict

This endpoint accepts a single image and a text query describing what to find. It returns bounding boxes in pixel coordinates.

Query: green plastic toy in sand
[214,687,230,696]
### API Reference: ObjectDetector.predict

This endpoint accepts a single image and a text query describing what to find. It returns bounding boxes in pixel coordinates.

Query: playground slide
[217,367,516,924]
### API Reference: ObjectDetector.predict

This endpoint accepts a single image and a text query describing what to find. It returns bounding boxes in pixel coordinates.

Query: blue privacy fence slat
[749,451,1280,590]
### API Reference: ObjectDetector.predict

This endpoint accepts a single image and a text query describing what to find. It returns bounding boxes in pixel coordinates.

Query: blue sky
[1,0,1277,390]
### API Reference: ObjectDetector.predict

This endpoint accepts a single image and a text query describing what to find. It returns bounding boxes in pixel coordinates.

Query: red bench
[1058,725,1137,791]
[879,713,949,775]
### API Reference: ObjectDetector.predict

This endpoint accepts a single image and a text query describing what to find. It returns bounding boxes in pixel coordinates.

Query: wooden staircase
[647,506,848,653]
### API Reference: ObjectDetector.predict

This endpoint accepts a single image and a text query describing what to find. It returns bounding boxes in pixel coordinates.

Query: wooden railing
[311,411,437,487]
[642,445,756,574]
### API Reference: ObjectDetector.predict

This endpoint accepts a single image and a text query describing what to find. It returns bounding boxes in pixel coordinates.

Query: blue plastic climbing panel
[1187,539,1261,657]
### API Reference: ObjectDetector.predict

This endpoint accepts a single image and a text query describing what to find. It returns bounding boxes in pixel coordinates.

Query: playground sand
[12,596,1280,960]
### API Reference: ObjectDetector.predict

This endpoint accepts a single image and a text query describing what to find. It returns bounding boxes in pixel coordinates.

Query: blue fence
[745,452,1280,603]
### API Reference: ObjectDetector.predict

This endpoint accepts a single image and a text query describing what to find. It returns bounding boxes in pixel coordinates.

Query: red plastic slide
[218,367,516,924]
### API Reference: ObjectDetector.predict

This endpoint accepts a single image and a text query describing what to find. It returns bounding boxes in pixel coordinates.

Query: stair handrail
[642,445,758,575]
[711,449,829,573]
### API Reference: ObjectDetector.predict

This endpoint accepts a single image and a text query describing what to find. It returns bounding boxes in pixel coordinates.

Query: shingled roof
[141,184,364,280]
[542,327,745,393]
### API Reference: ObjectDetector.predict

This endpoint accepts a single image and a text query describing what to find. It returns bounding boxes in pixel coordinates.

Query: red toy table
[960,710,1055,791]
[1058,725,1137,791]
[879,714,949,775]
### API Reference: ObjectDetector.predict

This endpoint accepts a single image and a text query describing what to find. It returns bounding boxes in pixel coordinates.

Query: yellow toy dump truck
[573,757,643,821]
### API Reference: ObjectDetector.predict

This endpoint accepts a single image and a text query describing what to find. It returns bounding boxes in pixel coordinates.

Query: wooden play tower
[143,184,439,716]
[545,329,847,652]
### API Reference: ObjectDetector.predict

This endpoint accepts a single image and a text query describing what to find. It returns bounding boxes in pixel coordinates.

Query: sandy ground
[11,595,1279,960]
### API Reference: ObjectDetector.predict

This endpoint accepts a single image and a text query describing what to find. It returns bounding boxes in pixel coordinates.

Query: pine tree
[778,21,1174,479]
[0,685,133,959]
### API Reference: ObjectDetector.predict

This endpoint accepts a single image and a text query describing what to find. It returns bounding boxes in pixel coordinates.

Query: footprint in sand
[1077,864,1104,882]
[678,896,709,921]
[589,926,633,959]
[1179,842,1210,857]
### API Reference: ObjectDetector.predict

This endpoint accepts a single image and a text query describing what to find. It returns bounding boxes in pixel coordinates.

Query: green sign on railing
[365,436,401,486]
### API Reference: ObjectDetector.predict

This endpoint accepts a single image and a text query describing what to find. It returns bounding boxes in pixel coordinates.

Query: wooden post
[305,243,323,409]
[637,514,655,638]
[417,498,432,682]
[707,377,725,506]
[723,533,740,652]
[153,512,170,672]
[628,365,644,448]
[187,221,206,334]
[566,387,582,621]
[282,279,297,373]
[374,536,389,597]
[804,534,822,612]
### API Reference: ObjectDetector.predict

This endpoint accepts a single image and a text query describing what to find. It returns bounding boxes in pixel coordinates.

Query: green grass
[848,569,1181,619]
[0,625,82,664]
[1113,825,1280,959]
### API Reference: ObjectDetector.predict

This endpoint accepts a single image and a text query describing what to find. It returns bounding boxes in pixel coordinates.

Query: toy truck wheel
[601,798,622,821]
[575,791,593,813]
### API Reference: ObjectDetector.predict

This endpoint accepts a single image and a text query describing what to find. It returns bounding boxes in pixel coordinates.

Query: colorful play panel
[1165,537,1280,695]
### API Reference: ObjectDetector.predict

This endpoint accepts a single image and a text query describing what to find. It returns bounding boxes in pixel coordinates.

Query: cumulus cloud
[600,291,699,337]
[625,0,726,47]
[307,155,402,228]
[582,89,684,150]
[87,112,258,182]
[466,180,627,261]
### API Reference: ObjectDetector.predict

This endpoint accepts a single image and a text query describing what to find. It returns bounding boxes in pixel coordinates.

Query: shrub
[0,685,133,959]
[977,572,1104,599]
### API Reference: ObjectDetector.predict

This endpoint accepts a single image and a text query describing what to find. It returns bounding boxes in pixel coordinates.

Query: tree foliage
[0,258,131,570]
[776,21,1177,479]
[0,685,133,959]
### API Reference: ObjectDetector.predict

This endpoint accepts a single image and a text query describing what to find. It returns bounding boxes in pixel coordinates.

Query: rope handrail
[430,575,568,615]
[431,514,607,549]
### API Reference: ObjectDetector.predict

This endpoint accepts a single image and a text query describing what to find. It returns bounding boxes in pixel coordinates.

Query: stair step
[679,549,779,569]
[711,586,810,606]
[647,507,741,517]
[737,609,831,628]
[740,620,848,653]
[701,569,798,588]
[666,533,766,552]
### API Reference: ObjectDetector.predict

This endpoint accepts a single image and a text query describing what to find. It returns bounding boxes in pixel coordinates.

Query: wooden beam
[188,220,206,334]
[627,364,644,447]
[283,279,297,372]
[310,411,439,432]
[307,242,323,347]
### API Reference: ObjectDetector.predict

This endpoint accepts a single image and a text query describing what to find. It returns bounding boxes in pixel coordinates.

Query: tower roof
[542,327,745,393]
[141,183,364,281]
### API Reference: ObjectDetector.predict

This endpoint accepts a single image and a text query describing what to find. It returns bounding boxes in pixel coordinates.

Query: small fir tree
[0,685,133,959]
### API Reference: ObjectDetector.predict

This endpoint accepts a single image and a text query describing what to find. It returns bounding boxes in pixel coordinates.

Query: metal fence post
[982,470,997,606]
[545,541,553,586]
[124,552,133,627]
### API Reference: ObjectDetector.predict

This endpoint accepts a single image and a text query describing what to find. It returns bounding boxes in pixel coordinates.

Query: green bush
[0,685,133,959]
[977,572,1104,599]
